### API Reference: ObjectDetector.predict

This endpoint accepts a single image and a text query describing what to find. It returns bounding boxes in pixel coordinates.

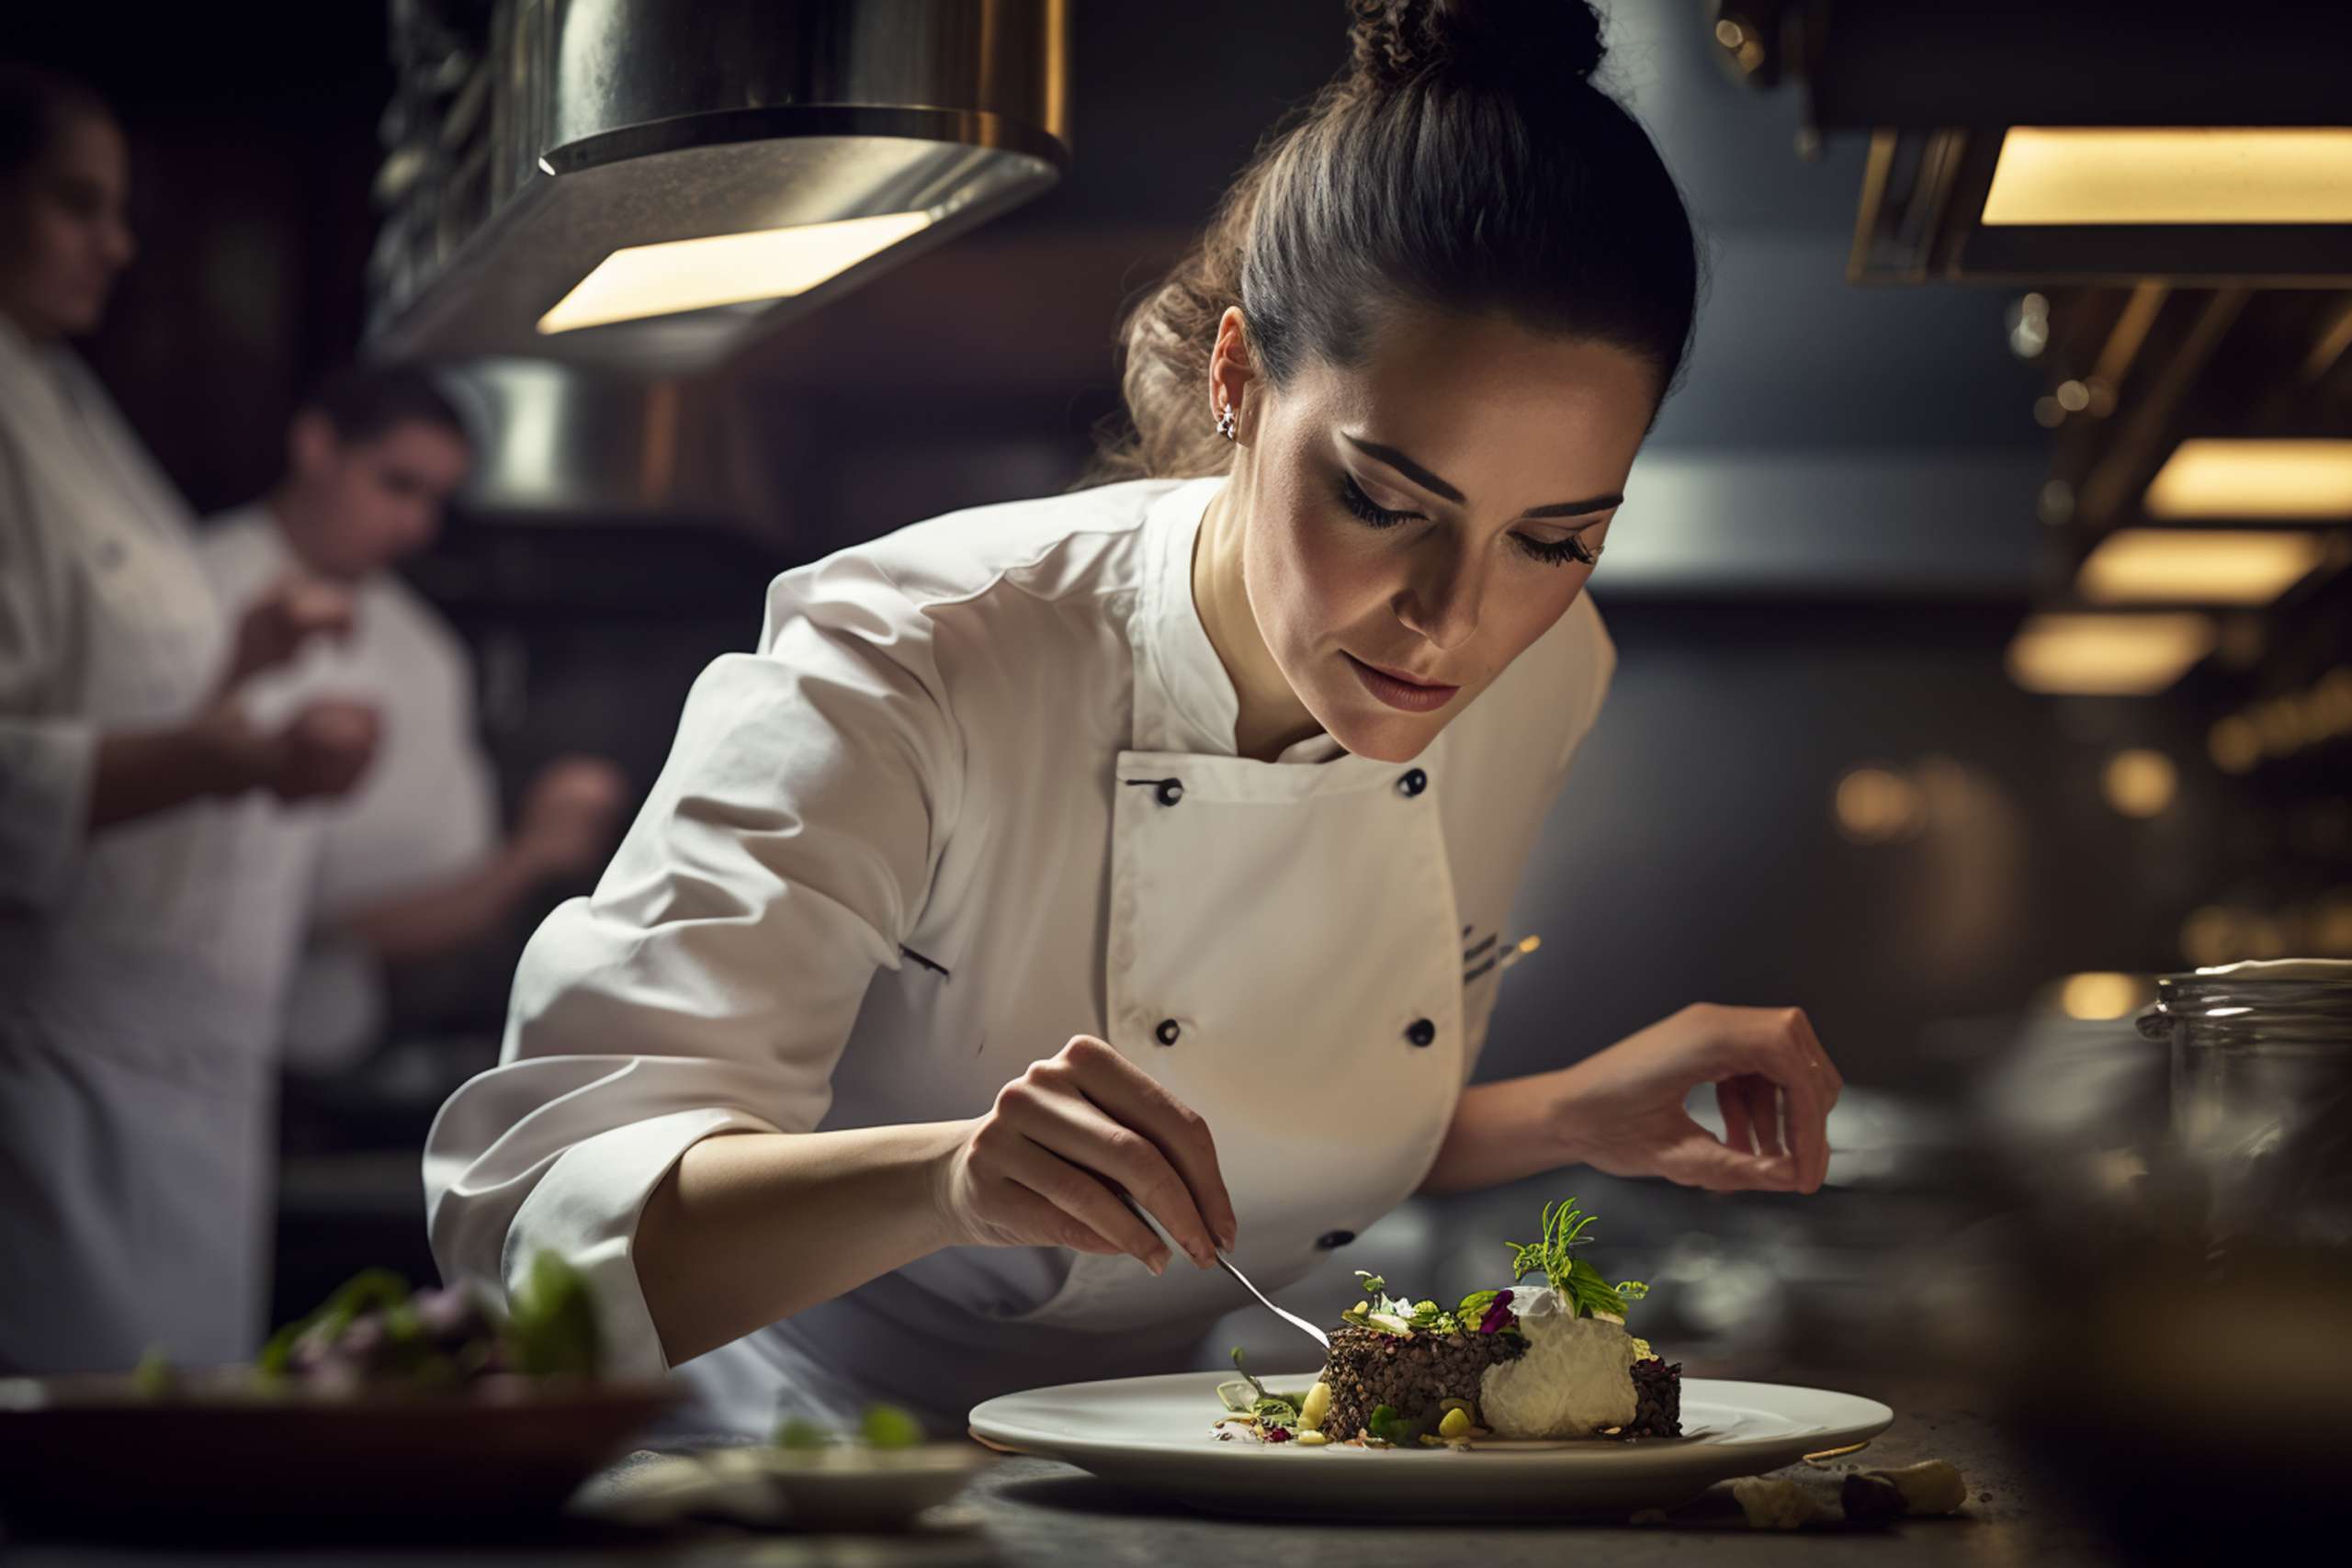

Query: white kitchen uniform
[197,505,500,1071]
[424,473,1613,1438]
[0,317,279,1372]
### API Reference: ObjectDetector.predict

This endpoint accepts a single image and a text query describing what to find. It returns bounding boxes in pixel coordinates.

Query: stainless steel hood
[368,0,1070,374]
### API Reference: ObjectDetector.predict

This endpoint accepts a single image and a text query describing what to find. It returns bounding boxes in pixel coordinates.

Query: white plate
[969,1371,1892,1519]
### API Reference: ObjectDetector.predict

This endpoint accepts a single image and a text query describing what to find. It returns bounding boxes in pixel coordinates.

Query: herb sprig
[1505,1196,1650,1320]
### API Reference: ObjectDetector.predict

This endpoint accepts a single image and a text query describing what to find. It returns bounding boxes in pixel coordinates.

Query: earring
[1216,402,1238,442]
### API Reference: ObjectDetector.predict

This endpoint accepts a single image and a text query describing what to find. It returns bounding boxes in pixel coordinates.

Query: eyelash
[1336,473,1595,567]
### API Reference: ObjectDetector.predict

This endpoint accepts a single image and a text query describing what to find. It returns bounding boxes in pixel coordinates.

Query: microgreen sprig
[1504,1196,1650,1320]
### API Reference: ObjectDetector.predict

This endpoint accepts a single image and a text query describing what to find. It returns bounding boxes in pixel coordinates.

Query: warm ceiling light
[2143,439,2352,520]
[538,211,937,334]
[1982,128,2352,226]
[2076,528,2327,605]
[2058,972,2143,1021]
[1833,766,1924,844]
[2101,749,2177,818]
[2006,613,2215,695]
[2208,715,2261,774]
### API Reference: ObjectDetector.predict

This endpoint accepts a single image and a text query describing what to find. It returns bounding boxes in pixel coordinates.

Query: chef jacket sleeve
[0,429,98,911]
[424,552,962,1378]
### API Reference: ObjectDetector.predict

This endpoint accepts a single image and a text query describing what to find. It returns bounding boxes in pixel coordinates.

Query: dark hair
[301,362,474,449]
[1078,0,1701,487]
[0,62,112,181]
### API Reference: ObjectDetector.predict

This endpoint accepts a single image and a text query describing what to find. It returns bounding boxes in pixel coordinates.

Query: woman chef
[425,0,1844,1437]
[0,65,377,1372]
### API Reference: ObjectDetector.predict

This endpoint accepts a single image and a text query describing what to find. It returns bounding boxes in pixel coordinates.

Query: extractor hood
[368,0,1069,373]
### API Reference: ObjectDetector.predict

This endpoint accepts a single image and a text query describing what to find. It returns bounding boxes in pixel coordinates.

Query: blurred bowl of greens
[0,1253,674,1540]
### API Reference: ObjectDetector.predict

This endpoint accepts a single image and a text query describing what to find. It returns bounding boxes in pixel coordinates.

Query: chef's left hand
[1545,1004,1843,1194]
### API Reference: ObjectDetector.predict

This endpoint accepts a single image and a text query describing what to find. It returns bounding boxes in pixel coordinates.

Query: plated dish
[1214,1197,1679,1449]
[969,1198,1894,1517]
[971,1373,1894,1518]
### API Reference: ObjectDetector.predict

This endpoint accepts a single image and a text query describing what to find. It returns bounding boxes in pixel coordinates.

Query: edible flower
[1476,1289,1515,1336]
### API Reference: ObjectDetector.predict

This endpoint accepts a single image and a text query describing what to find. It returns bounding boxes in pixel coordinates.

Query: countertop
[1,1384,2121,1567]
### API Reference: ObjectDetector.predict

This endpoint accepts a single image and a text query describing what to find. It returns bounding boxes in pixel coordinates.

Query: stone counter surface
[2,1388,2116,1565]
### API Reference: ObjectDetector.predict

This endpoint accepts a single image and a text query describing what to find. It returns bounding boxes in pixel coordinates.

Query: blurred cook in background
[198,365,628,1074]
[0,63,377,1374]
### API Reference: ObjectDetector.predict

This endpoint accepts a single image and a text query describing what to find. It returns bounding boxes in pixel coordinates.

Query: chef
[198,364,626,1073]
[0,64,377,1372]
[425,0,1844,1438]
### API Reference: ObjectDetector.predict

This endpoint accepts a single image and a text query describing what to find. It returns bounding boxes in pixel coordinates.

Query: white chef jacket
[197,505,500,1071]
[424,473,1613,1438]
[0,315,281,1372]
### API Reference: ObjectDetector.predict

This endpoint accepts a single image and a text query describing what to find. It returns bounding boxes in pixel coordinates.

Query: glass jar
[2137,959,2352,1254]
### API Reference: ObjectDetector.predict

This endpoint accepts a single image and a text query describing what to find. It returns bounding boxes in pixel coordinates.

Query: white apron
[1008,741,1464,1330]
[0,321,280,1374]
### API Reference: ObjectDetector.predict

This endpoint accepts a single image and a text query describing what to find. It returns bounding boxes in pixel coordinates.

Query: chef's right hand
[936,1035,1238,1275]
[217,574,356,697]
[252,699,380,802]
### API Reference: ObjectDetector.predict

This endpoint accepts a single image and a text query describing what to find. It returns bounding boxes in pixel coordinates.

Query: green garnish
[507,1251,601,1376]
[860,1403,924,1449]
[132,1345,176,1399]
[1365,1404,1419,1445]
[1250,1395,1302,1430]
[774,1404,924,1450]
[1505,1197,1650,1320]
[1343,1273,1439,1336]
[1227,1345,1269,1401]
[1225,1348,1306,1426]
[256,1267,413,1379]
[775,1416,831,1450]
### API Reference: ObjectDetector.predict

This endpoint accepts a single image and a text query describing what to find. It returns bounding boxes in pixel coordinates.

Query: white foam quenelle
[1477,1313,1643,1438]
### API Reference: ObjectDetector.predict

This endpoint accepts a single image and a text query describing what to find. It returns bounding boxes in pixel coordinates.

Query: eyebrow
[1343,434,1623,520]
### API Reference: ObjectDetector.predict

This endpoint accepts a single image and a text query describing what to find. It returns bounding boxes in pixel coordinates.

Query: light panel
[2101,749,2177,818]
[538,211,937,334]
[2076,528,2327,604]
[2143,439,2352,520]
[1982,128,2352,226]
[2006,613,2215,696]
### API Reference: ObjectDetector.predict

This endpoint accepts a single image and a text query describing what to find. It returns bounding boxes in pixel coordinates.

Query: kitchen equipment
[2137,957,2352,1257]
[370,0,1069,371]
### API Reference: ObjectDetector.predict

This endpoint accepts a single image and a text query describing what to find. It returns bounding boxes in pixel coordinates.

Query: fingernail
[1150,1251,1169,1276]
[1192,1247,1214,1269]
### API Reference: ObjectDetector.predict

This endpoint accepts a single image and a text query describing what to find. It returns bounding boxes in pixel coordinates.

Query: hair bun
[1347,0,1607,96]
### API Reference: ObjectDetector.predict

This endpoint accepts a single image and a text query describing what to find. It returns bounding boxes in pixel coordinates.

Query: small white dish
[969,1371,1893,1519]
[713,1442,991,1530]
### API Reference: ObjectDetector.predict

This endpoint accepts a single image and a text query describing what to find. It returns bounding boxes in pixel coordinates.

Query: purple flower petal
[1478,1289,1515,1335]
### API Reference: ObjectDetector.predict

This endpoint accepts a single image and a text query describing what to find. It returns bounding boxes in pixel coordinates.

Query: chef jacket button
[1155,779,1185,807]
[1405,1017,1437,1047]
[1316,1229,1356,1250]
[1396,768,1428,797]
[1154,1018,1182,1046]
